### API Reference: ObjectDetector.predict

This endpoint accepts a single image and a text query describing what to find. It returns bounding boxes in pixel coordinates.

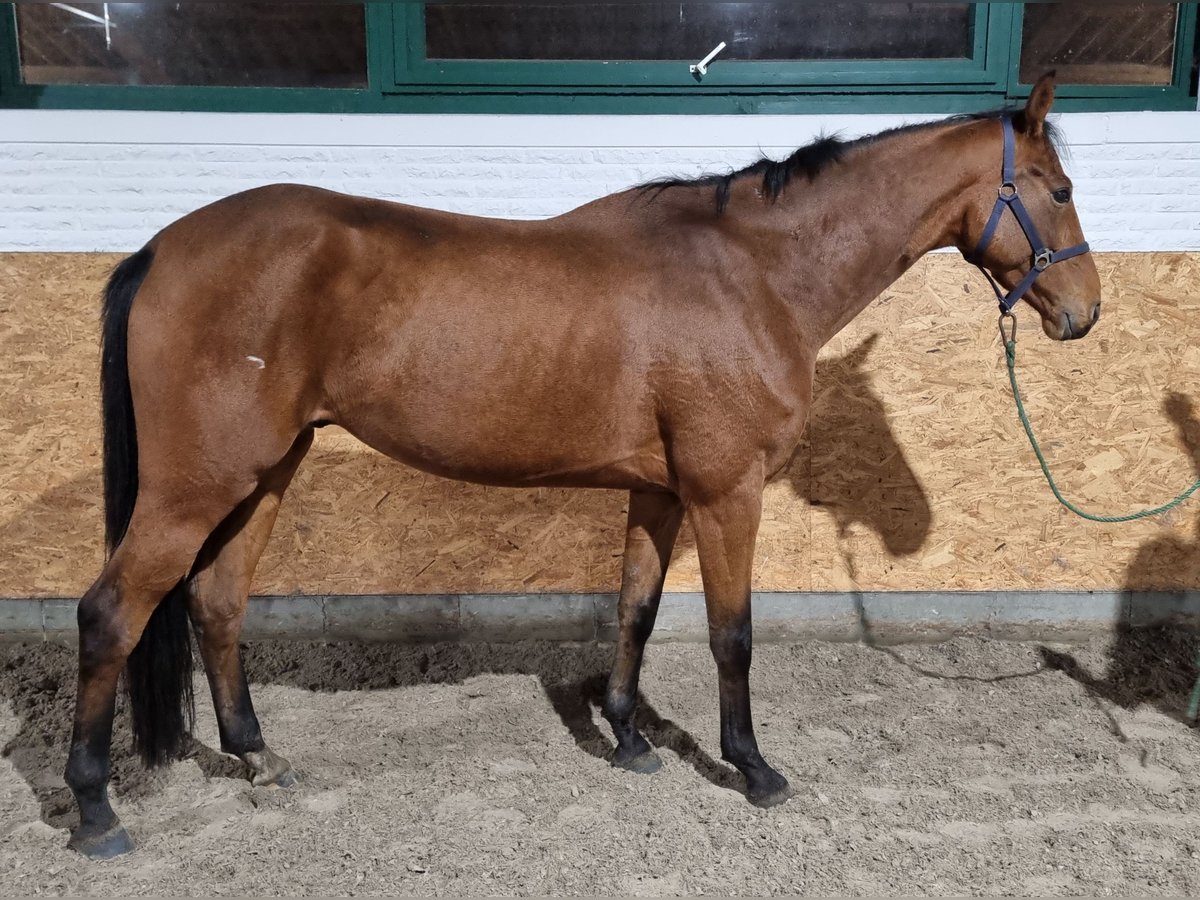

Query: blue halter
[967,117,1091,315]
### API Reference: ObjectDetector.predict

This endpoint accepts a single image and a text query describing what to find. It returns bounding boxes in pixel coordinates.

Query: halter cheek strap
[966,117,1091,315]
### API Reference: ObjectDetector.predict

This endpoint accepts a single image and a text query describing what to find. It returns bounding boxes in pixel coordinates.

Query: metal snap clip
[999,310,1018,345]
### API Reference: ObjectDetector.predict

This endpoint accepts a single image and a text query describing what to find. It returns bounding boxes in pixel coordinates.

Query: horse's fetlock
[65,751,109,796]
[720,734,764,769]
[603,690,635,725]
[219,720,265,757]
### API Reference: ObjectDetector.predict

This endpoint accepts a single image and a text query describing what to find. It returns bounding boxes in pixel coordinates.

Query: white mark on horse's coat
[246,355,265,369]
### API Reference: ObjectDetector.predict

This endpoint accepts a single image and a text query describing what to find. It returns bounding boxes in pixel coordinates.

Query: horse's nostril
[1091,301,1101,323]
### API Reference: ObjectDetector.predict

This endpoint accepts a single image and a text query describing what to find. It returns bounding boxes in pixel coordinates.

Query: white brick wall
[1,109,1198,252]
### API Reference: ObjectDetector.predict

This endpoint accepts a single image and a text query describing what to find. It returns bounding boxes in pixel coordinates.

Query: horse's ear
[1022,71,1056,139]
[845,333,880,369]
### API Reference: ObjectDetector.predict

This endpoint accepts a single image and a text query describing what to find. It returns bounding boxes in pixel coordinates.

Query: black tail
[100,245,195,768]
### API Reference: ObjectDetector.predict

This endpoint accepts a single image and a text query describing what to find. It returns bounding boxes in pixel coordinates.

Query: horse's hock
[2,250,1200,635]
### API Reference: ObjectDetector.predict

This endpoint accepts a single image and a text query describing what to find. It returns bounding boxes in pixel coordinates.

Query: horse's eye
[1052,187,1072,205]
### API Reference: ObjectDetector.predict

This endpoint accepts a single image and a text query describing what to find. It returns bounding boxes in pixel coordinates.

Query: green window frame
[0,3,1196,114]
[396,4,1004,90]
[1002,3,1198,110]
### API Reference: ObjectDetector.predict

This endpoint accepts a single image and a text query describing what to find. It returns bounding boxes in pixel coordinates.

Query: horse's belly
[337,393,669,491]
[324,288,671,489]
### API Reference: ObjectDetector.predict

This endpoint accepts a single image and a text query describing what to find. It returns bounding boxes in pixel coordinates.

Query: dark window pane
[17,3,367,88]
[425,2,973,62]
[1020,3,1178,85]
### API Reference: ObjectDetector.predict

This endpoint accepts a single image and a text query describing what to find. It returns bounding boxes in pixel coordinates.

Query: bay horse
[66,74,1100,857]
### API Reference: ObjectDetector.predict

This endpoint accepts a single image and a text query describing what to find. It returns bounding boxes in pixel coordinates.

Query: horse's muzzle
[1061,301,1101,340]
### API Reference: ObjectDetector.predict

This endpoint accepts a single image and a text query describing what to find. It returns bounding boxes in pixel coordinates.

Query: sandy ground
[1,633,1200,896]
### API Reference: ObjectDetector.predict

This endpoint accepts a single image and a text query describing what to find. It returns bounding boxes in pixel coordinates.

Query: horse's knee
[621,598,658,645]
[708,617,752,671]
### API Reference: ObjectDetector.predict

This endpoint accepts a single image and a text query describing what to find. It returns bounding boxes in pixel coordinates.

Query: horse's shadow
[1039,391,1200,732]
[0,334,932,824]
[236,640,742,792]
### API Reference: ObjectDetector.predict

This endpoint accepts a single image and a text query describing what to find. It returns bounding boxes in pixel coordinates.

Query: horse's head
[962,73,1102,341]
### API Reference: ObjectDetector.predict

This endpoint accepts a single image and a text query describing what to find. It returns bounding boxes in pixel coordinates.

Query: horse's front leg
[688,475,793,807]
[603,489,684,773]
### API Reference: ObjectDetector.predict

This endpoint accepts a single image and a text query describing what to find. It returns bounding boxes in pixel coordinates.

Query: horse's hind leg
[66,492,248,858]
[187,429,312,787]
[603,490,683,773]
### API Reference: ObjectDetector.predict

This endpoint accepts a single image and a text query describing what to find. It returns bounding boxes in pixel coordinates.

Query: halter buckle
[1033,249,1053,271]
[999,182,1018,200]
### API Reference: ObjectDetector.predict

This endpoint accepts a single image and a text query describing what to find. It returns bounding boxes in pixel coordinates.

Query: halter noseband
[967,116,1091,315]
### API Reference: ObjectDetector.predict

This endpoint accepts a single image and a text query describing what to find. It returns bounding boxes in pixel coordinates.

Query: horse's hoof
[744,772,792,816]
[748,773,794,808]
[68,822,134,859]
[244,748,297,788]
[253,767,297,789]
[612,748,663,775]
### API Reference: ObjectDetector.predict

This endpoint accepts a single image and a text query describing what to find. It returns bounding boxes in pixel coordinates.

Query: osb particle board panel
[1,252,1198,598]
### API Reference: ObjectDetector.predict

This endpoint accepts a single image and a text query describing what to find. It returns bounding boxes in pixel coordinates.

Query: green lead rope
[1002,324,1200,720]
[1004,337,1200,523]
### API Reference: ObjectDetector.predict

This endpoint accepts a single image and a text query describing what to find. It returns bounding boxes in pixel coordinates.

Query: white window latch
[690,41,727,77]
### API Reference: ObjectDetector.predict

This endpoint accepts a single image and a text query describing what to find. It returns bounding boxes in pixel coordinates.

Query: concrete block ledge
[2,590,1198,644]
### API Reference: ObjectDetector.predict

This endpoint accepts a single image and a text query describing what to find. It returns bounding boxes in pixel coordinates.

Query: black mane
[639,107,1065,215]
[640,135,848,215]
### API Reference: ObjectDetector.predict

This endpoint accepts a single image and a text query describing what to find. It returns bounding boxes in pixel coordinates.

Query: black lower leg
[209,654,265,757]
[202,644,294,787]
[604,598,662,772]
[605,695,657,769]
[602,491,681,775]
[66,726,129,856]
[711,617,791,807]
[65,582,137,858]
[65,669,133,858]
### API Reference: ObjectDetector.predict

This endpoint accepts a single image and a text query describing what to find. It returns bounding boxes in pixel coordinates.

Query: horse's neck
[765,125,983,349]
